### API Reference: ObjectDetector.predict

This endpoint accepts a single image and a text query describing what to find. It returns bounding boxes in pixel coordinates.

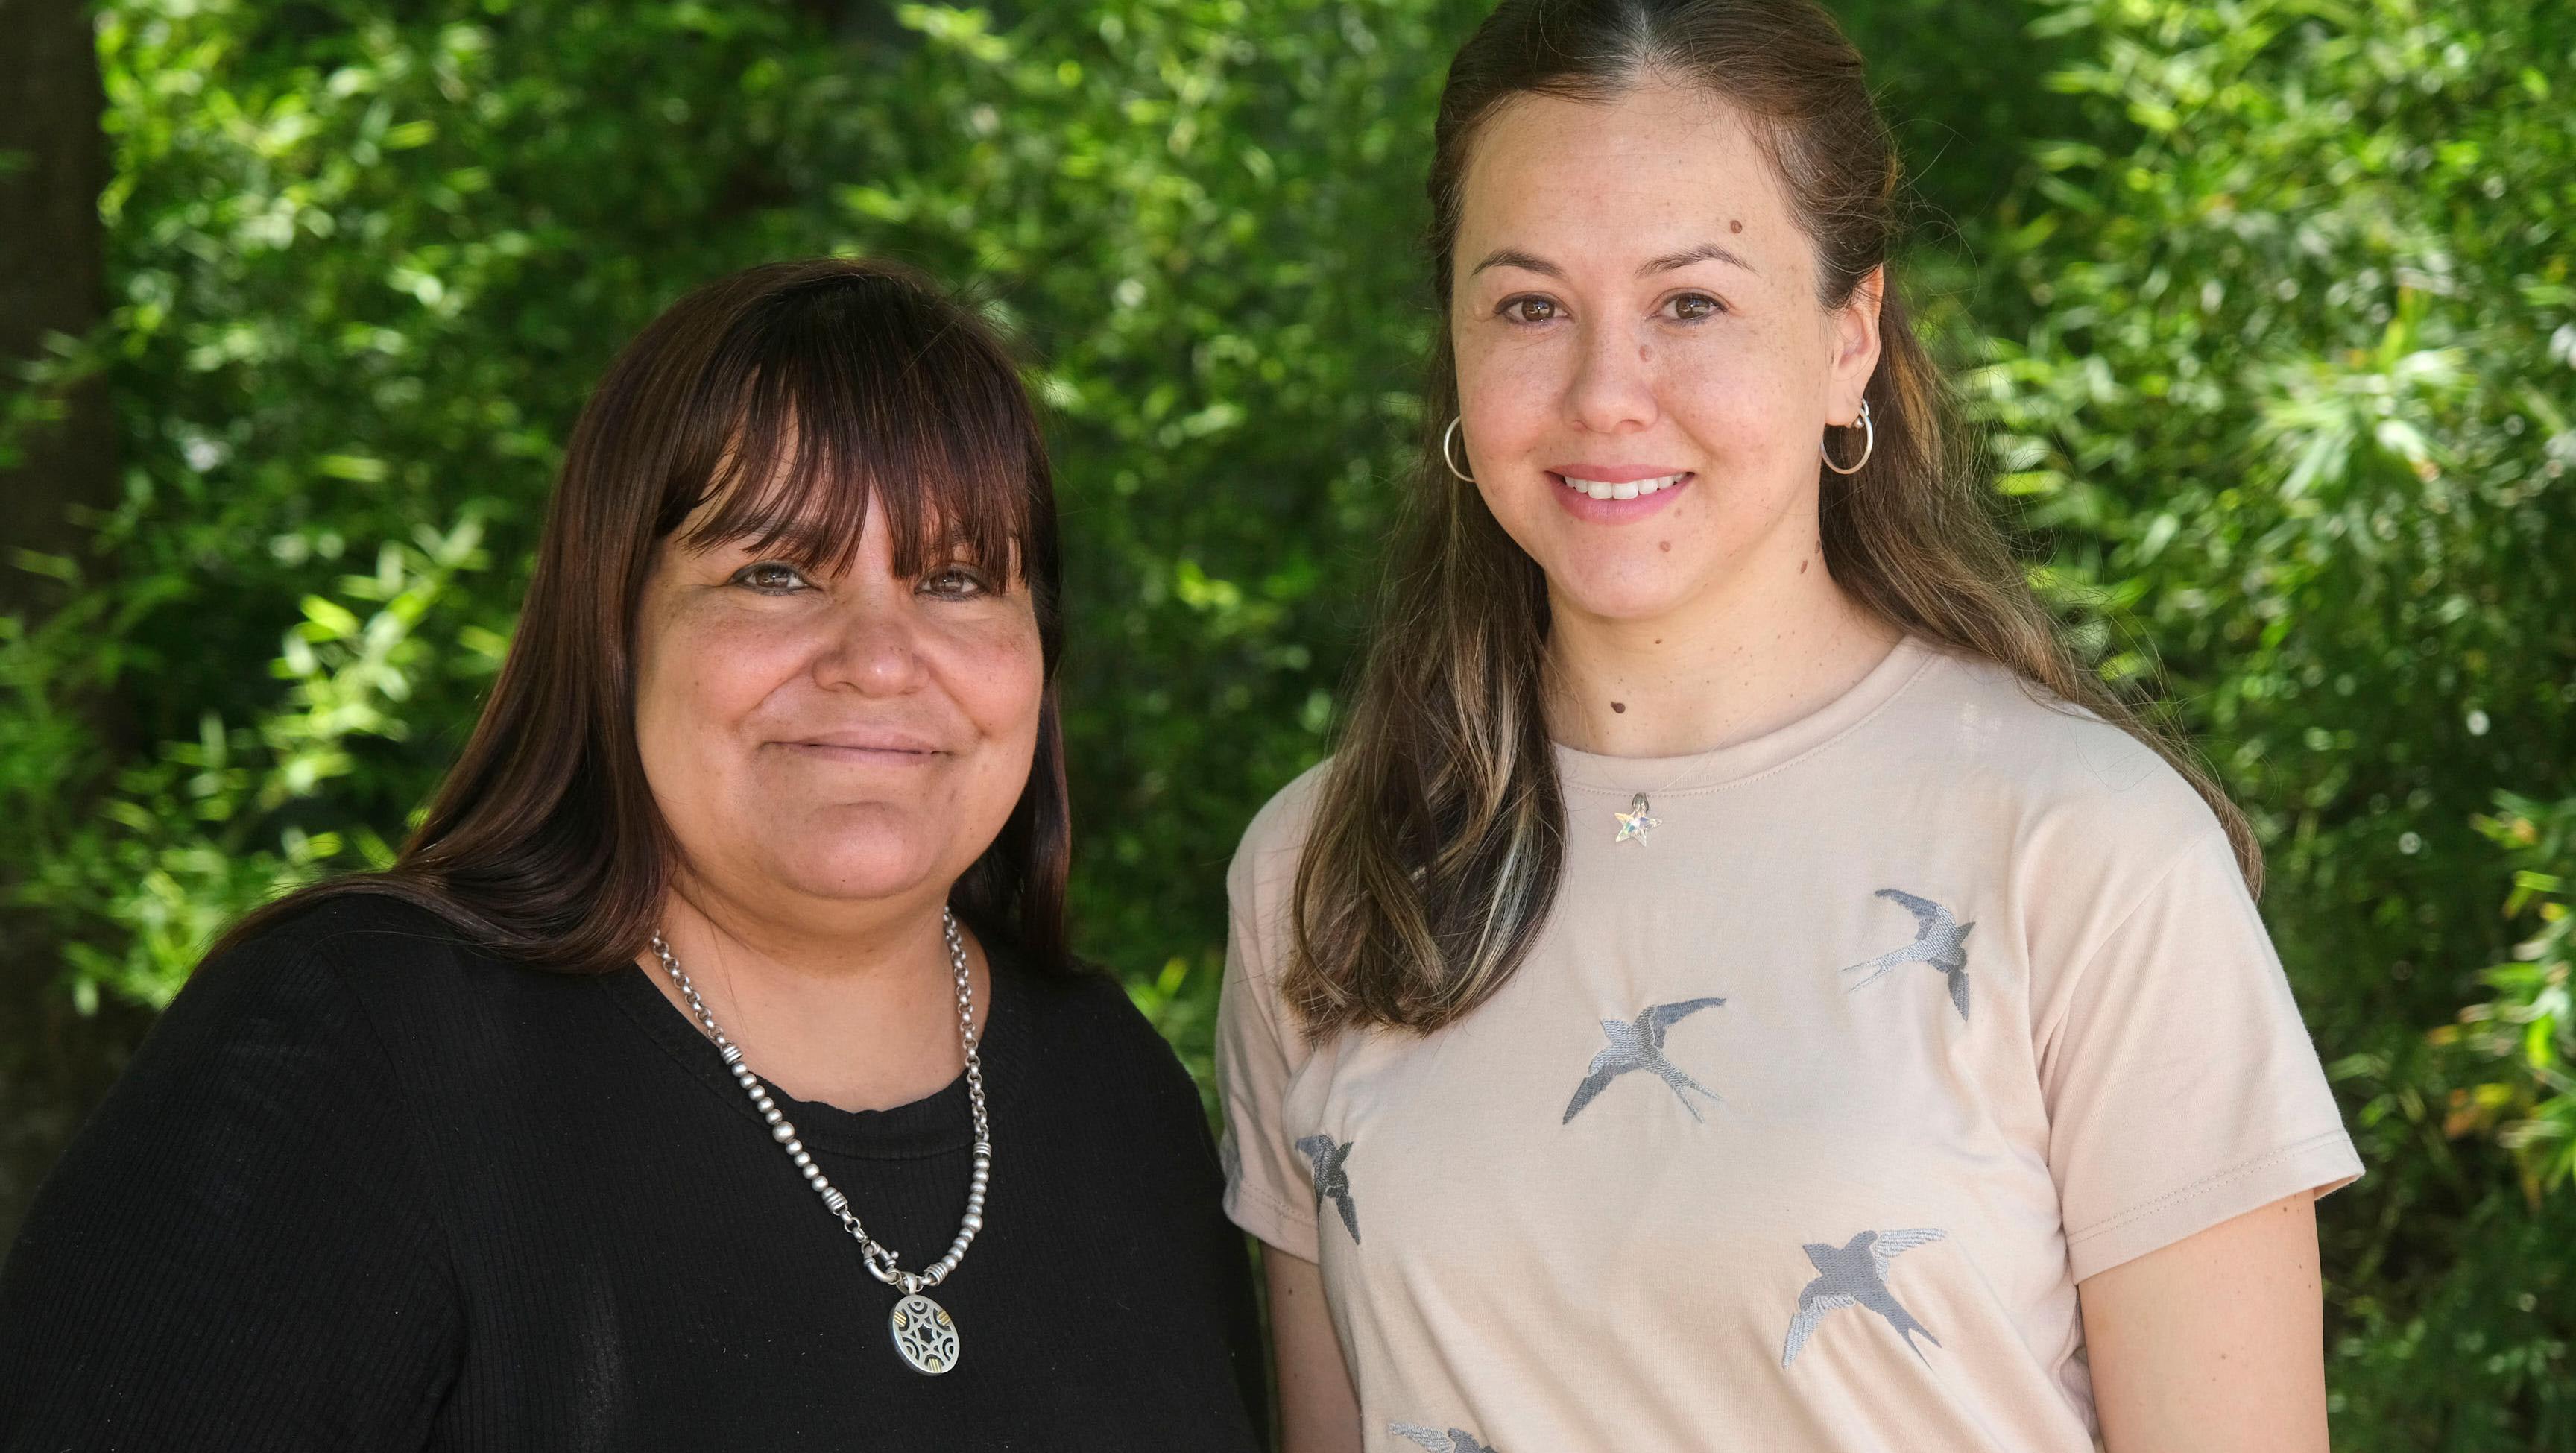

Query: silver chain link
[648,908,991,1299]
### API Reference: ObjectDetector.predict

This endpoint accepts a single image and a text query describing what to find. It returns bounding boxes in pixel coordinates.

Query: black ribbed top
[0,893,1266,1450]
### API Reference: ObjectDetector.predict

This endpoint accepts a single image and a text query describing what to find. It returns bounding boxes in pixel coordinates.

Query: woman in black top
[0,259,1267,1450]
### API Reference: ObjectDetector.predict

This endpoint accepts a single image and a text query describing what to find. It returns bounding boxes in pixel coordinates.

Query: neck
[643,876,989,1114]
[660,871,950,980]
[1544,534,1900,759]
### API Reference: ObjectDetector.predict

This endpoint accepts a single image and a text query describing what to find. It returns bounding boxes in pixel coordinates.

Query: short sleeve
[0,936,459,1446]
[2036,828,2363,1282]
[1213,798,1323,1264]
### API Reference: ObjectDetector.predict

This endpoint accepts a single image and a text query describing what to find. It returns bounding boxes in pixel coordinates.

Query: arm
[1268,1246,1363,1453]
[2079,1191,2329,1453]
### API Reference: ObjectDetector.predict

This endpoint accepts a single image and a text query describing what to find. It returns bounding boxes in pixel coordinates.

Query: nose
[813,601,929,697]
[1563,318,1661,435]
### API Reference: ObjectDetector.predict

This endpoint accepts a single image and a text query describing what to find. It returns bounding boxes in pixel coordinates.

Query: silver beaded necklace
[648,907,991,1376]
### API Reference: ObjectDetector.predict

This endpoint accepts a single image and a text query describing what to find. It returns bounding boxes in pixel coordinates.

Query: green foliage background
[2,0,2570,1441]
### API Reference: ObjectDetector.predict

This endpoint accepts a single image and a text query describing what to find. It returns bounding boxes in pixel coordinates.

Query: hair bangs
[673,274,1039,587]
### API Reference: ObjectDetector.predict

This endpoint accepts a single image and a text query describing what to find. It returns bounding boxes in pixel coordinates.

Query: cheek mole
[1729,218,1744,233]
[1639,344,1652,362]
[1658,540,1672,553]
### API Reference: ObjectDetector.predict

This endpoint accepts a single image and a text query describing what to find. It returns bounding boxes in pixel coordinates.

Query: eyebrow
[1641,242,1758,276]
[1468,242,1758,279]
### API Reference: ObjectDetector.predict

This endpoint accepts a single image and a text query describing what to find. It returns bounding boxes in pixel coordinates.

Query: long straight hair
[1286,0,2257,1040]
[215,257,1073,972]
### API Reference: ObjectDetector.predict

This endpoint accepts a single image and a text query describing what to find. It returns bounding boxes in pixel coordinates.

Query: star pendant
[1613,792,1661,844]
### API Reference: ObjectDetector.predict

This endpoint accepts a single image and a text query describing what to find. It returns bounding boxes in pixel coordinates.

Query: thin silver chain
[648,908,991,1298]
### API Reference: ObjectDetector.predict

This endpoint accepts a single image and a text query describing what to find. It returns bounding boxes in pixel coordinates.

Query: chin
[780,845,953,904]
[1538,552,1705,623]
[755,801,998,906]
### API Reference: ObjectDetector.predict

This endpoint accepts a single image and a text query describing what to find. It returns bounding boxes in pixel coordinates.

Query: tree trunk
[0,0,147,1251]
[0,0,114,574]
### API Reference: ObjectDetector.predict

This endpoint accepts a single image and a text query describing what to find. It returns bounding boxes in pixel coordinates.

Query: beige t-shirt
[1216,637,2361,1452]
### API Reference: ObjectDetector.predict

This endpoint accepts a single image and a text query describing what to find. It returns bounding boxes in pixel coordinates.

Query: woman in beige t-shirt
[1214,3,2361,1451]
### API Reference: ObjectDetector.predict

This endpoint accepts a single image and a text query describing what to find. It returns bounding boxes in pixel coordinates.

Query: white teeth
[1561,472,1686,499]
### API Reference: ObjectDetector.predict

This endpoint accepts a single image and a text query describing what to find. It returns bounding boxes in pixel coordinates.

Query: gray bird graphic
[1843,889,1975,1021]
[1390,1425,1499,1453]
[1562,996,1728,1123]
[1295,1133,1360,1245]
[1780,1227,1947,1367]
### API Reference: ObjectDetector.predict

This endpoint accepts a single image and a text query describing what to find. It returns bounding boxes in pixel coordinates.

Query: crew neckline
[603,939,1012,1162]
[1552,634,1935,798]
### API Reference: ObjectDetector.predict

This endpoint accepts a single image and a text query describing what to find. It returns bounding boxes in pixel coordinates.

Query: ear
[1828,265,1885,424]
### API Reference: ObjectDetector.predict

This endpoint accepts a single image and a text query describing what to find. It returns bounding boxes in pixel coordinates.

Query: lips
[781,732,943,756]
[1546,468,1695,523]
[1553,470,1690,501]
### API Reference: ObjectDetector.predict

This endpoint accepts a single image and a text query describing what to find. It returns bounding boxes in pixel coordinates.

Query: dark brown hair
[217,257,1070,971]
[1286,0,2256,1038]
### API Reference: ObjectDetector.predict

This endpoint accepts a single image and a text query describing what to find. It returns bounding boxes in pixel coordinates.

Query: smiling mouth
[781,740,942,759]
[1553,471,1693,500]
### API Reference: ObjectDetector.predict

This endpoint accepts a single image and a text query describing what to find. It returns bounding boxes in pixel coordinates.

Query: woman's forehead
[1456,83,1802,281]
[677,417,1026,576]
[679,496,1006,576]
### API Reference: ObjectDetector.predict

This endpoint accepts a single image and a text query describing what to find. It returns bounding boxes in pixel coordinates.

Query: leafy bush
[1976,0,2576,1439]
[2446,795,2576,1204]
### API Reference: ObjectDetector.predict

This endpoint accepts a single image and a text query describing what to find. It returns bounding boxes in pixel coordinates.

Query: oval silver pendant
[889,1293,959,1375]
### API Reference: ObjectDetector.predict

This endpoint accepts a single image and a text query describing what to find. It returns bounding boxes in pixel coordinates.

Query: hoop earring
[1442,417,1476,483]
[1821,399,1874,476]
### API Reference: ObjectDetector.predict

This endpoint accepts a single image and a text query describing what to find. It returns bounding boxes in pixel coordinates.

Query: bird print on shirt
[1295,1133,1360,1245]
[1843,889,1975,1021]
[1391,1424,1500,1453]
[1563,997,1728,1123]
[1781,1228,1947,1367]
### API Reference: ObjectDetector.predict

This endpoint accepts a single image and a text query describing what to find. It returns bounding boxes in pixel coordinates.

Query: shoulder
[1227,758,1333,912]
[186,888,516,1039]
[1869,646,2264,988]
[1,895,466,1441]
[171,889,467,1034]
[224,886,489,963]
[995,950,1205,1122]
[1213,768,1336,1065]
[165,888,583,1106]
[1005,952,1152,1049]
[215,886,494,974]
[1881,644,2230,860]
[20,892,472,1255]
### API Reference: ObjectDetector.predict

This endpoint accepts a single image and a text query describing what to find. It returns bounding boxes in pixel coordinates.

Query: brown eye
[920,566,991,599]
[1500,295,1561,324]
[1670,293,1723,321]
[733,561,809,593]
